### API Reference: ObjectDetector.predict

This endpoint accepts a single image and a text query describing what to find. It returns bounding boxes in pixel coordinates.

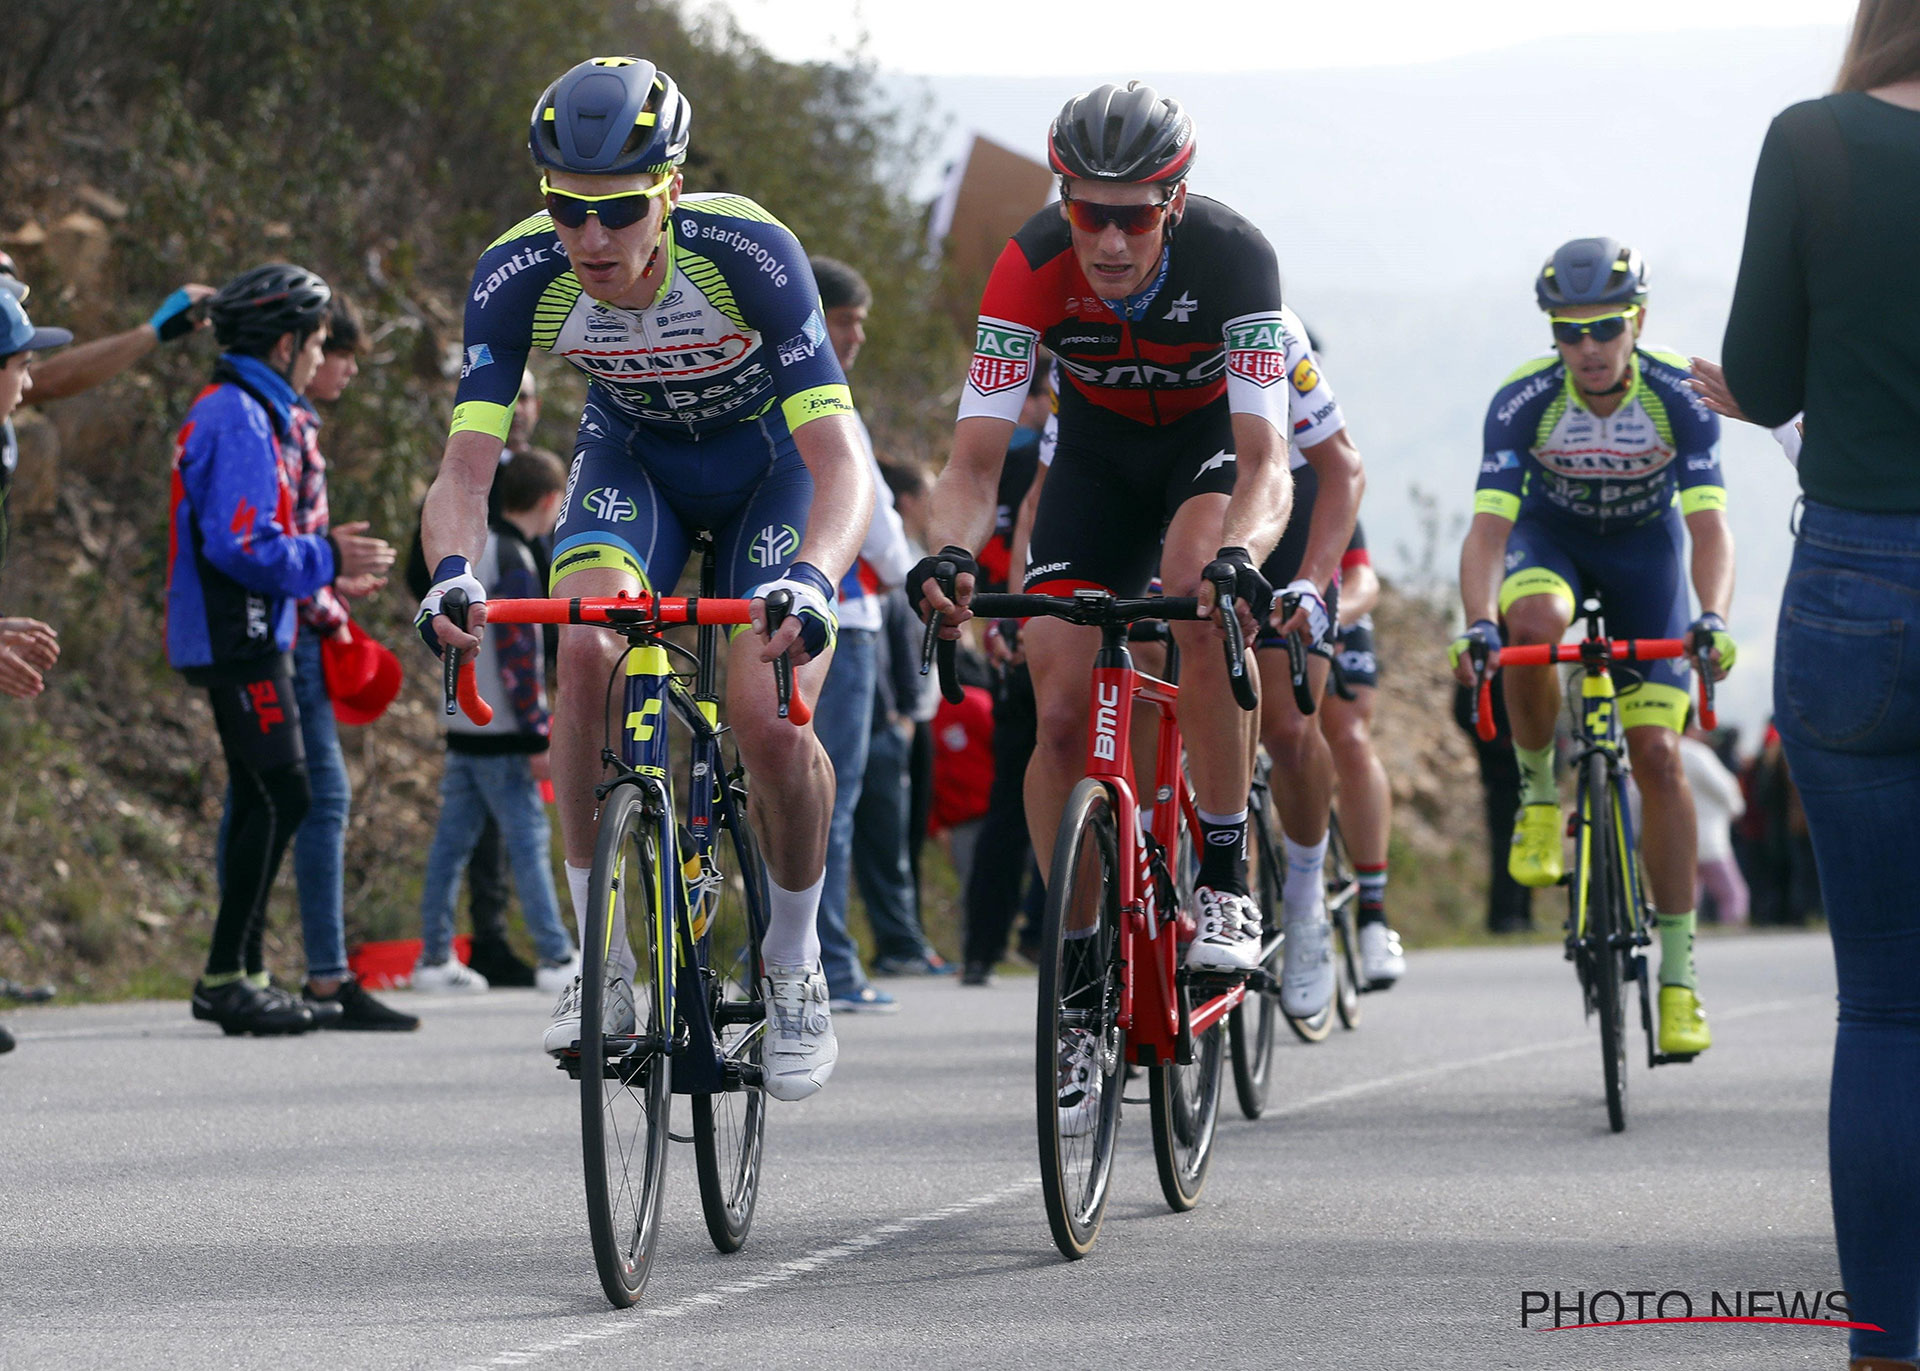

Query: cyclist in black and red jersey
[916,81,1310,980]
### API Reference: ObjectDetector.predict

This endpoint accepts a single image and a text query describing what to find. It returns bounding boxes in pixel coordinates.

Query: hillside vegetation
[0,1,1486,997]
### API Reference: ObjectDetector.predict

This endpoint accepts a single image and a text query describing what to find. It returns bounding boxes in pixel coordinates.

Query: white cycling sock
[761,869,825,971]
[567,861,636,983]
[1281,834,1329,924]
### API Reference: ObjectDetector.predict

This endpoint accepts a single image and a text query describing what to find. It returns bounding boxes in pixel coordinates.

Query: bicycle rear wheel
[1149,1017,1224,1210]
[580,783,673,1307]
[1036,778,1126,1260]
[1229,809,1280,1118]
[690,799,769,1254]
[1327,816,1363,1030]
[1584,759,1629,1133]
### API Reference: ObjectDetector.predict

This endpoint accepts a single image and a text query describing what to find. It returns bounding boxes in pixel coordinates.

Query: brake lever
[1208,568,1257,712]
[1278,591,1315,716]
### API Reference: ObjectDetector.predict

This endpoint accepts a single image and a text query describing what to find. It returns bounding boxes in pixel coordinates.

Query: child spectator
[412,447,577,993]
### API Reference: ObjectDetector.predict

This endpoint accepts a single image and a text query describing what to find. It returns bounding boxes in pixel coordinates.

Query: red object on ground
[539,777,555,805]
[930,684,994,831]
[348,935,472,990]
[321,621,404,726]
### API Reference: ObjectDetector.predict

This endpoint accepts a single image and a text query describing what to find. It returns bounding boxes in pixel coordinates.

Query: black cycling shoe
[0,1022,14,1054]
[467,936,536,989]
[258,977,343,1026]
[305,978,419,1032]
[191,978,316,1036]
[0,977,55,1003]
[961,961,995,987]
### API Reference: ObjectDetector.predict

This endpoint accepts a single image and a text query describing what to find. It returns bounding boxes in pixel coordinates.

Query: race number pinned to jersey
[1223,314,1288,388]
[968,318,1039,396]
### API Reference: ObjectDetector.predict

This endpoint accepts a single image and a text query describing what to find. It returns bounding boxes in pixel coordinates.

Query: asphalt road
[0,931,1846,1370]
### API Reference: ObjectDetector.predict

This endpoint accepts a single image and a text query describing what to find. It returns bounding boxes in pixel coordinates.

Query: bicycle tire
[690,800,769,1254]
[580,783,673,1307]
[1229,807,1280,1118]
[1585,758,1629,1133]
[1149,1017,1224,1211]
[1327,816,1363,1030]
[1036,778,1126,1260]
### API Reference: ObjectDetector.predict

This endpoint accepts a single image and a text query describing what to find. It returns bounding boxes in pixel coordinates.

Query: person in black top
[1711,7,1920,1364]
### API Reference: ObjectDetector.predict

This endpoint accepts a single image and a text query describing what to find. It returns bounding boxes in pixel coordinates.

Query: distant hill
[896,26,1848,736]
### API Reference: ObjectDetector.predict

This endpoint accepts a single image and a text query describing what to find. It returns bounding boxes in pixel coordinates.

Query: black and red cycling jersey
[957,195,1289,435]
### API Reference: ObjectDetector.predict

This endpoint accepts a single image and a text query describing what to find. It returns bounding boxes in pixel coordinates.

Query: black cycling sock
[1195,807,1248,896]
[1357,863,1388,927]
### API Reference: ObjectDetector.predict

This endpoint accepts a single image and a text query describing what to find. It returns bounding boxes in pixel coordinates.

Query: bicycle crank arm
[712,1002,767,1027]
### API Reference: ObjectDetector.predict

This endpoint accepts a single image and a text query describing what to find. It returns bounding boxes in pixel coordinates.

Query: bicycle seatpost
[1205,565,1258,712]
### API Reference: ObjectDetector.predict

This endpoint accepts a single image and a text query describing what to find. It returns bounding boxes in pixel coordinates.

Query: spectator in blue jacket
[166,263,385,1038]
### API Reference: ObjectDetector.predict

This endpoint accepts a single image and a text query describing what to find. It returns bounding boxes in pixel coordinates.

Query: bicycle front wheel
[1229,810,1280,1118]
[581,783,673,1307]
[1583,759,1629,1134]
[1327,815,1363,1031]
[1149,1017,1224,1210]
[691,803,770,1254]
[1036,778,1126,1260]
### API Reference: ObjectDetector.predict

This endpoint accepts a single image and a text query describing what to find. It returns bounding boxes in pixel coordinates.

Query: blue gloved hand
[752,561,838,661]
[415,556,487,657]
[149,288,204,344]
[1447,618,1503,672]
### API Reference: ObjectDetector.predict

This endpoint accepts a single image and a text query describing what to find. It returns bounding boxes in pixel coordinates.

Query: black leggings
[207,673,310,978]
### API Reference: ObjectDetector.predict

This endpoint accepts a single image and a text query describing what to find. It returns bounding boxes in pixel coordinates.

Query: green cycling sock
[200,970,245,988]
[1515,741,1557,808]
[246,970,271,990]
[1656,911,1697,989]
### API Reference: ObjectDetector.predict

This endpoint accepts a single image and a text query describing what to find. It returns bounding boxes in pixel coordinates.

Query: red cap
[321,622,403,726]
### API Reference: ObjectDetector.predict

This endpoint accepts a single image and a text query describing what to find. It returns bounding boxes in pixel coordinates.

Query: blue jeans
[217,632,350,980]
[813,628,877,998]
[1773,499,1920,1361]
[418,751,573,966]
[854,719,934,963]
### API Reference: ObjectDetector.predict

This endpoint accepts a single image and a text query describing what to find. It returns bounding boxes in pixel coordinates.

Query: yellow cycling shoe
[1508,803,1565,888]
[1658,985,1712,1056]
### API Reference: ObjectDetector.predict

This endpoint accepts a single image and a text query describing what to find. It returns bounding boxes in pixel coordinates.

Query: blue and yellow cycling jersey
[448,194,853,442]
[1475,348,1724,533]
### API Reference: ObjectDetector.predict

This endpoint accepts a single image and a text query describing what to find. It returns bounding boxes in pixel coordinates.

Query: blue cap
[0,291,72,357]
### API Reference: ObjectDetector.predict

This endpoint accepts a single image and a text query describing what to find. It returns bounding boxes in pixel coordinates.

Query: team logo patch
[968,319,1037,395]
[462,343,494,378]
[583,487,638,522]
[748,523,801,567]
[1224,318,1287,388]
[1289,357,1320,394]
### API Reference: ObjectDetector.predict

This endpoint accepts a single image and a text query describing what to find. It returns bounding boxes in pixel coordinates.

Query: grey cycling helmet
[209,263,331,355]
[1535,238,1649,310]
[530,57,691,176]
[1047,81,1195,185]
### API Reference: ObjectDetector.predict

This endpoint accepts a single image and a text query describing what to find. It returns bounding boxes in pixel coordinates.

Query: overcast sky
[701,0,1858,74]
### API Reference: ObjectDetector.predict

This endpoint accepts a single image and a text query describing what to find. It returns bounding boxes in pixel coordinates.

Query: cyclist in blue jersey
[418,57,873,1101]
[1451,239,1735,1057]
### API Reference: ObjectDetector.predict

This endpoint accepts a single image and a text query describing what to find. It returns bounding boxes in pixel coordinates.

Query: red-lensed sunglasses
[1061,192,1173,236]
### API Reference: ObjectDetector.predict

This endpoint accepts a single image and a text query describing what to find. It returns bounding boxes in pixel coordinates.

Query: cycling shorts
[208,665,307,773]
[549,386,814,598]
[1024,402,1238,597]
[1332,616,1378,689]
[1499,510,1691,730]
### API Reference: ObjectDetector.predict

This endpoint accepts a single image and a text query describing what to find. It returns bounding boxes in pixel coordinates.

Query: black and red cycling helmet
[1047,81,1195,185]
[209,263,332,355]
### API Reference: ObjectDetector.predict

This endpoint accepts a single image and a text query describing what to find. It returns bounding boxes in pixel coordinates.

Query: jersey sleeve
[186,397,336,598]
[449,215,566,442]
[1647,351,1727,515]
[1341,520,1370,572]
[1476,359,1556,522]
[1279,306,1345,450]
[690,208,853,433]
[957,237,1057,425]
[1216,222,1289,433]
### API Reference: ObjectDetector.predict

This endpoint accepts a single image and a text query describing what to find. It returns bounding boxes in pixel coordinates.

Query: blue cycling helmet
[1535,237,1648,310]
[529,57,692,176]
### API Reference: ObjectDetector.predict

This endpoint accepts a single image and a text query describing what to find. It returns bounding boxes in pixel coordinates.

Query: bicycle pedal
[1653,1052,1699,1066]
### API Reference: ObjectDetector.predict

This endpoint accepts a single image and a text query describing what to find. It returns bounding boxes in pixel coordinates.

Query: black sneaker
[0,1022,14,1053]
[468,937,536,989]
[191,978,316,1036]
[0,978,55,1003]
[305,978,419,1032]
[961,961,995,987]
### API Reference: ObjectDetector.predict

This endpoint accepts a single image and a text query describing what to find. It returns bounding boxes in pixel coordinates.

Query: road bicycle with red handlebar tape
[441,538,807,1306]
[927,578,1261,1258]
[1464,597,1719,1133]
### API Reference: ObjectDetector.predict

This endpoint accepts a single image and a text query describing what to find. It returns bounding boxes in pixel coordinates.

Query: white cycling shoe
[1359,923,1406,988]
[1184,886,1263,973]
[541,974,636,1058]
[760,963,837,1102]
[1057,1029,1098,1139]
[1280,913,1335,1018]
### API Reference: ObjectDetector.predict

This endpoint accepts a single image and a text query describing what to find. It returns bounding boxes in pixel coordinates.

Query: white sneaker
[411,958,489,994]
[541,974,636,1057]
[1280,914,1334,1017]
[1057,1030,1099,1138]
[1184,886,1262,973]
[535,952,581,995]
[1359,923,1405,988]
[760,963,837,1101]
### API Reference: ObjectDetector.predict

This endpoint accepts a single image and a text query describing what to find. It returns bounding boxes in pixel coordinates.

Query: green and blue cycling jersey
[1475,347,1726,731]
[449,193,854,599]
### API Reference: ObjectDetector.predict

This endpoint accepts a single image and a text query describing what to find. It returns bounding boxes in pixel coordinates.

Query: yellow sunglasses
[540,174,674,230]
